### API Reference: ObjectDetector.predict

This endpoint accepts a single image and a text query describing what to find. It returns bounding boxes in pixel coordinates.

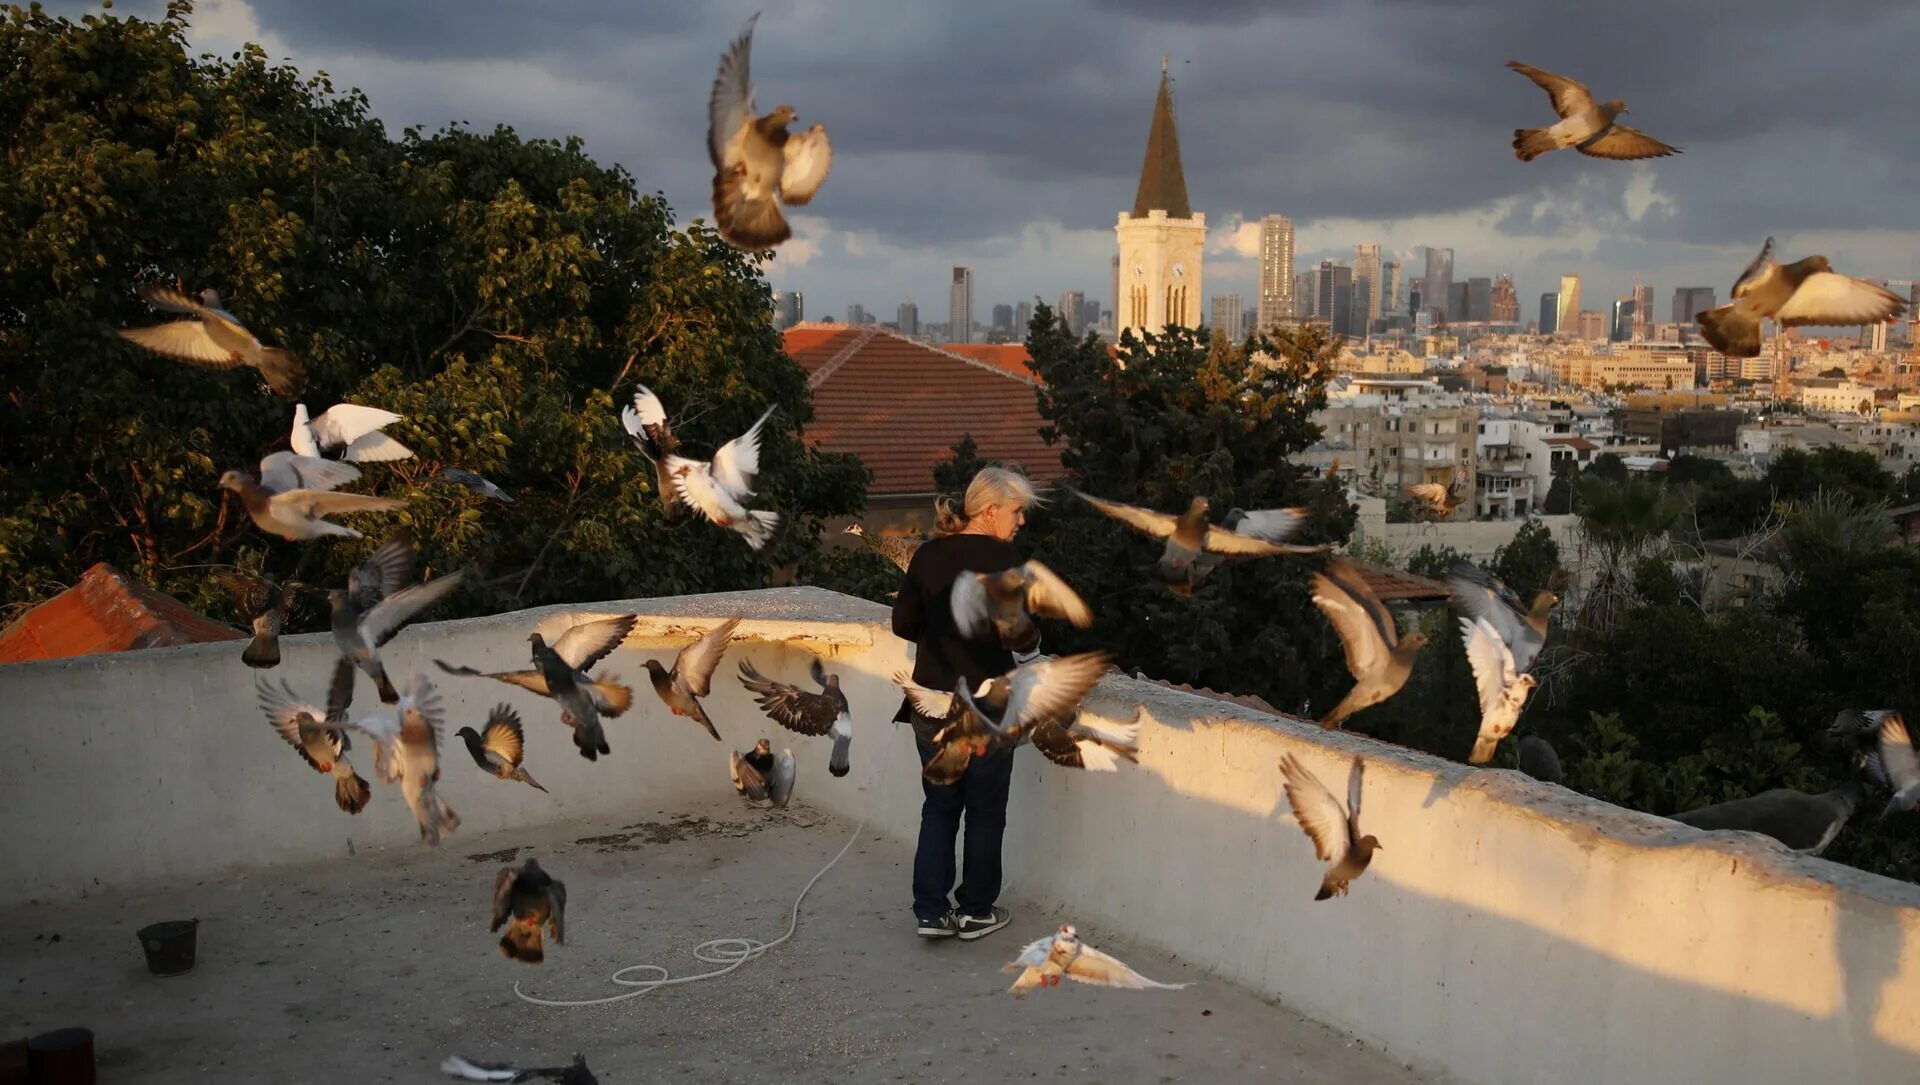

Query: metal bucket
[136,919,198,977]
[25,1028,94,1085]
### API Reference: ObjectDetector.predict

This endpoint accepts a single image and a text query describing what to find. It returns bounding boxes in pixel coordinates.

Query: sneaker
[916,912,960,938]
[954,905,1011,942]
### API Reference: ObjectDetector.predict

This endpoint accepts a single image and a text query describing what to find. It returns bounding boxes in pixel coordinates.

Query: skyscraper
[1257,214,1296,330]
[949,266,974,343]
[1316,261,1354,337]
[899,301,921,337]
[1060,291,1087,335]
[1611,297,1635,342]
[1424,246,1454,322]
[1577,310,1606,340]
[1556,275,1581,337]
[1632,282,1654,339]
[1353,242,1382,324]
[1350,279,1371,339]
[1381,260,1402,316]
[1082,297,1102,332]
[990,303,1013,338]
[1672,287,1716,325]
[1295,271,1318,320]
[1211,293,1245,340]
[1467,277,1492,323]
[1116,64,1205,338]
[1449,283,1470,324]
[1539,292,1557,335]
[1014,300,1034,335]
[1409,277,1425,317]
[772,291,803,329]
[847,303,871,325]
[1491,275,1519,324]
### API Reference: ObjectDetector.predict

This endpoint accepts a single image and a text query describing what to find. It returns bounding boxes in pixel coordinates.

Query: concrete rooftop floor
[7,798,1429,1084]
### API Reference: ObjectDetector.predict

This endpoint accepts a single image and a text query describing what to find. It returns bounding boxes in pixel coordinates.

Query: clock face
[1171,263,1186,279]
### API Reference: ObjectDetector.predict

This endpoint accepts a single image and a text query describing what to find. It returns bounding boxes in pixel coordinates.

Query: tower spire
[1131,65,1192,219]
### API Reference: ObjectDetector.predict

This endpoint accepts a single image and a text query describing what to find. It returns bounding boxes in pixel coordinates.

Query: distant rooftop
[0,562,240,665]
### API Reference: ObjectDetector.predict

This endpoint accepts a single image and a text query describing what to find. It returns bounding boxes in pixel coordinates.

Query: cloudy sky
[63,0,1920,328]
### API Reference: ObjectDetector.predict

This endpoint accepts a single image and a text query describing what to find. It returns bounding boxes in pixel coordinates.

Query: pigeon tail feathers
[335,771,371,815]
[1513,127,1557,162]
[242,631,281,668]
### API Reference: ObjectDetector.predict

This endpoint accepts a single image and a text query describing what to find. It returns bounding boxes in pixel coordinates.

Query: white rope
[511,807,871,1008]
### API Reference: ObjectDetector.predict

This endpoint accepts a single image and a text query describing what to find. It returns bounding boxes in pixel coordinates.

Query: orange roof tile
[0,563,243,665]
[1351,560,1453,604]
[781,324,858,369]
[795,328,1065,496]
[936,343,1038,381]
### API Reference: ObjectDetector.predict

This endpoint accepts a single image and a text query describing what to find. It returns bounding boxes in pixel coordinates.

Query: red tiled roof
[1350,560,1453,604]
[937,343,1038,381]
[788,327,1065,496]
[0,563,243,664]
[1540,435,1599,452]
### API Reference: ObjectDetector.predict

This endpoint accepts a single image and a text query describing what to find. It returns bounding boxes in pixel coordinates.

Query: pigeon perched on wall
[707,13,832,250]
[1278,754,1380,900]
[1072,490,1326,595]
[290,403,412,463]
[214,569,294,669]
[456,706,546,793]
[737,658,854,777]
[218,454,405,542]
[664,408,781,550]
[1695,238,1907,358]
[1002,924,1187,998]
[1447,563,1556,674]
[1669,778,1864,855]
[436,614,638,741]
[1458,616,1538,765]
[441,1053,596,1084]
[491,858,566,965]
[436,466,516,504]
[950,559,1093,656]
[256,655,371,814]
[621,385,685,521]
[843,523,923,572]
[117,282,306,396]
[1506,61,1679,162]
[645,617,743,741]
[1312,556,1428,729]
[331,533,466,703]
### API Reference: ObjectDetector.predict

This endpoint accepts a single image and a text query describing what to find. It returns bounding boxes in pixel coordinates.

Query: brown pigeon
[1507,61,1679,162]
[1696,238,1907,358]
[707,13,832,249]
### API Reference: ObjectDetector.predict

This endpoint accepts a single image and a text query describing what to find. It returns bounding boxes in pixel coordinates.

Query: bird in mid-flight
[706,13,831,249]
[1507,61,1679,163]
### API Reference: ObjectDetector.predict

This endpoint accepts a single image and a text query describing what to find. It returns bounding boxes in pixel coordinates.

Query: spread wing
[1459,617,1518,717]
[675,617,742,696]
[707,13,757,169]
[1279,753,1350,867]
[738,660,835,735]
[434,659,553,697]
[1877,713,1920,792]
[780,125,832,204]
[665,456,739,525]
[1004,651,1110,728]
[481,705,525,767]
[1732,238,1776,298]
[1065,945,1186,991]
[950,572,994,640]
[1405,483,1449,507]
[348,533,416,608]
[731,749,769,801]
[257,677,326,766]
[325,654,356,723]
[1005,934,1056,971]
[1230,507,1308,543]
[711,407,772,499]
[1201,525,1293,556]
[550,614,638,671]
[361,571,466,648]
[1312,562,1395,678]
[118,321,237,366]
[492,867,518,930]
[308,404,402,449]
[273,490,403,519]
[1506,61,1594,118]
[1345,758,1366,840]
[1578,123,1680,160]
[1021,560,1094,627]
[1075,490,1178,539]
[1448,566,1530,650]
[1776,272,1906,328]
[895,673,954,719]
[259,451,361,495]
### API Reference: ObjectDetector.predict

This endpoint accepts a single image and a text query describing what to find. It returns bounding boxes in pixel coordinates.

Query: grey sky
[60,0,1920,328]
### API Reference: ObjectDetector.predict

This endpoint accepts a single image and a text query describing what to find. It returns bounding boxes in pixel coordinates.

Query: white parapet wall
[2,586,1917,1083]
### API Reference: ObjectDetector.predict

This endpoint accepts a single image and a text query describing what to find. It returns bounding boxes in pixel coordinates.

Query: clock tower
[1116,59,1205,341]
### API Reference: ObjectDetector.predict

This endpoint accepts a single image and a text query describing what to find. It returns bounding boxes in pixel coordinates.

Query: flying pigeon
[435,614,638,736]
[1073,490,1325,595]
[645,617,742,742]
[491,858,566,964]
[1459,616,1538,765]
[1870,712,1920,821]
[843,523,922,572]
[1404,467,1467,521]
[737,658,854,777]
[1278,754,1380,900]
[528,631,611,761]
[1506,61,1679,163]
[1516,727,1563,784]
[950,559,1093,656]
[707,12,832,250]
[116,282,306,396]
[218,453,405,541]
[1312,556,1429,729]
[730,739,796,808]
[1003,924,1187,998]
[664,407,781,550]
[441,1053,596,1084]
[213,568,294,669]
[621,385,685,521]
[331,534,466,703]
[337,673,460,845]
[932,651,1115,784]
[1695,238,1907,358]
[290,403,412,462]
[894,673,1001,785]
[456,705,546,793]
[1447,563,1556,674]
[1669,778,1864,855]
[1017,707,1143,773]
[256,655,371,814]
[436,466,515,504]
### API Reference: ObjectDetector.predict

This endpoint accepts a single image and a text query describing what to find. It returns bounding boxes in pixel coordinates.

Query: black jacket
[891,533,1024,697]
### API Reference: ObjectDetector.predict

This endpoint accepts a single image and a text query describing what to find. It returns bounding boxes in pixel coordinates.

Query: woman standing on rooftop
[890,466,1041,942]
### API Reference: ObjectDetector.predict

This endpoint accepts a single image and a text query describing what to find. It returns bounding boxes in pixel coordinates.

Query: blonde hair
[933,465,1044,536]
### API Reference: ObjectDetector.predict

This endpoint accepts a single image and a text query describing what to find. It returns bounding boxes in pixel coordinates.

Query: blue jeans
[911,723,1015,923]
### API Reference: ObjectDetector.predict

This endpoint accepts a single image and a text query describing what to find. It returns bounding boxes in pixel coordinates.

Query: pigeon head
[1601,99,1628,117]
[326,588,349,609]
[217,470,248,492]
[1401,630,1431,651]
[1056,923,1078,939]
[643,658,670,679]
[755,738,772,755]
[843,523,865,536]
[528,632,546,649]
[768,104,798,126]
[1357,835,1384,854]
[1516,674,1540,695]
[454,725,478,741]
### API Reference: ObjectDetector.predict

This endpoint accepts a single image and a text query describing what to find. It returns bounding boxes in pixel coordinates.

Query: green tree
[1405,543,1466,581]
[1486,519,1562,598]
[1586,452,1629,484]
[1543,460,1577,514]
[0,3,868,627]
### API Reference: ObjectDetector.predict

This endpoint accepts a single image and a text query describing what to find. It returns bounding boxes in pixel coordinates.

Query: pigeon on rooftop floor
[1695,238,1907,358]
[117,282,306,396]
[1278,754,1380,901]
[441,1053,596,1084]
[707,13,832,250]
[1002,924,1187,997]
[491,858,566,965]
[645,617,743,741]
[1507,60,1679,163]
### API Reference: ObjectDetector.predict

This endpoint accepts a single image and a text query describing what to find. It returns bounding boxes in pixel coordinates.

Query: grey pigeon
[1507,61,1679,162]
[729,739,796,808]
[738,658,854,777]
[290,403,411,462]
[1073,490,1326,595]
[1516,728,1563,784]
[620,385,685,521]
[644,617,742,741]
[1312,556,1429,729]
[707,12,832,250]
[256,655,371,815]
[530,631,611,761]
[456,705,546,793]
[437,466,515,504]
[442,1053,595,1084]
[1448,562,1557,674]
[1670,780,1864,855]
[491,858,565,964]
[437,614,638,743]
[331,534,466,703]
[1696,238,1906,358]
[1278,755,1380,900]
[219,452,404,541]
[117,282,306,396]
[214,568,293,669]
[950,559,1093,656]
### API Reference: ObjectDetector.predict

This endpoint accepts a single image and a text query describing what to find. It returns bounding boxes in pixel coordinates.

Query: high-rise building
[1082,297,1102,333]
[1211,293,1245,340]
[1467,277,1492,323]
[1116,63,1205,339]
[949,266,974,343]
[1424,246,1454,322]
[1556,275,1582,337]
[989,303,1012,338]
[1491,275,1519,324]
[1611,297,1636,342]
[1316,261,1354,338]
[847,303,871,325]
[1539,292,1558,335]
[772,291,803,329]
[1294,271,1318,320]
[1408,277,1425,317]
[898,301,921,337]
[1060,291,1087,335]
[1672,287,1716,325]
[1382,260,1402,316]
[1014,300,1034,335]
[1350,279,1371,339]
[1353,242,1382,324]
[1632,282,1654,339]
[1256,214,1296,330]
[1577,309,1606,340]
[1449,283,1470,324]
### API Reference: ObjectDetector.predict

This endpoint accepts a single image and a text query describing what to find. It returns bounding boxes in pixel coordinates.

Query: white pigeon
[707,13,832,250]
[117,283,306,396]
[290,403,413,462]
[219,452,404,541]
[1002,924,1187,998]
[664,406,780,550]
[1696,238,1908,358]
[337,674,460,845]
[1458,616,1538,765]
